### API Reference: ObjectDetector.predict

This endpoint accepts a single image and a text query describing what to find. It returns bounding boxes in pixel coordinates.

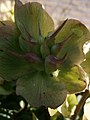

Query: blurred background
[0,0,90,119]
[0,0,90,28]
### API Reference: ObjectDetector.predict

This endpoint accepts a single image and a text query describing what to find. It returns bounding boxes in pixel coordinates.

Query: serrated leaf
[16,72,67,109]
[15,0,54,42]
[58,66,86,94]
[55,19,90,66]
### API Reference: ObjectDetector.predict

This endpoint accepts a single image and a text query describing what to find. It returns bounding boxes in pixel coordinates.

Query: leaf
[16,66,86,109]
[67,94,78,110]
[15,0,22,7]
[0,21,43,81]
[58,65,86,94]
[19,35,40,55]
[0,52,34,80]
[16,72,67,109]
[15,0,54,42]
[55,19,89,43]
[0,77,4,85]
[61,94,78,118]
[0,21,20,51]
[0,81,14,95]
[61,101,70,117]
[0,86,13,95]
[81,50,90,78]
[55,19,90,66]
[19,35,31,52]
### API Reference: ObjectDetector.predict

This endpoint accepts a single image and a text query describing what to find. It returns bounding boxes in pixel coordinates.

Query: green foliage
[15,0,54,42]
[0,0,90,119]
[61,94,78,117]
[16,72,67,108]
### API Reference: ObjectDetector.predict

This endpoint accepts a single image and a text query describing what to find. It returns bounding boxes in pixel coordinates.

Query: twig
[71,89,90,120]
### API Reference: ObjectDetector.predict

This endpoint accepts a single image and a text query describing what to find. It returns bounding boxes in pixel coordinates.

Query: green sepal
[45,55,66,73]
[19,35,41,56]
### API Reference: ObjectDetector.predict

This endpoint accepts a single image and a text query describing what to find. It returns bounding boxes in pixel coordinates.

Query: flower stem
[71,89,90,120]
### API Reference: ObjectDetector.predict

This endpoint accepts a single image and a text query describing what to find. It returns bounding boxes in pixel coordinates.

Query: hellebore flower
[0,0,90,108]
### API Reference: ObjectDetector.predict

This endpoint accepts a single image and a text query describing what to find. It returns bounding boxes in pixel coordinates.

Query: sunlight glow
[0,0,14,21]
[53,69,59,77]
[84,98,90,119]
[83,42,90,54]
[19,100,25,109]
[48,108,57,116]
[0,1,11,12]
